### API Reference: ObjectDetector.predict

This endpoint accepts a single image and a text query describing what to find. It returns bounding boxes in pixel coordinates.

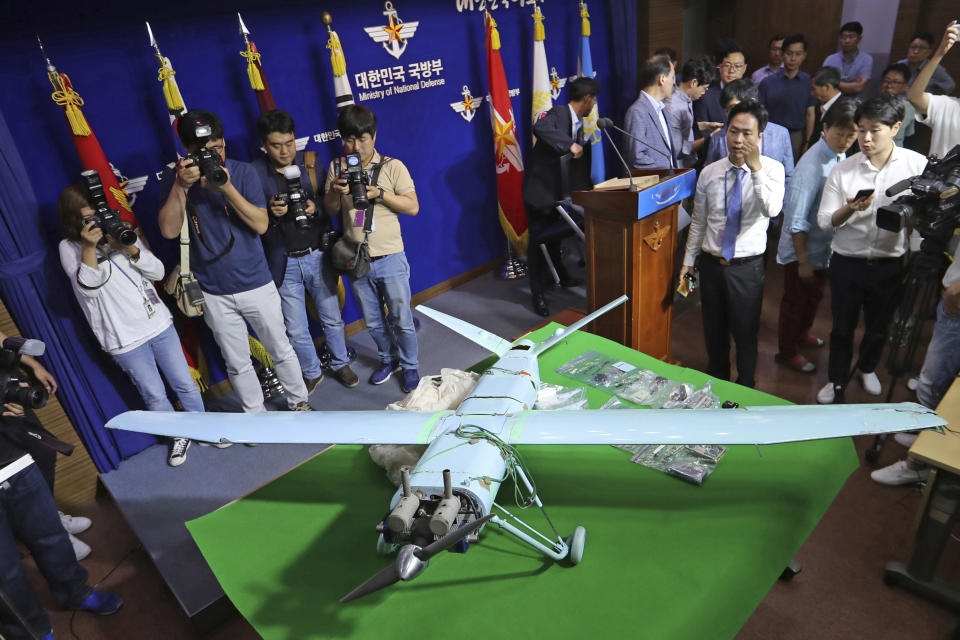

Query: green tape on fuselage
[417,411,447,443]
[507,412,527,443]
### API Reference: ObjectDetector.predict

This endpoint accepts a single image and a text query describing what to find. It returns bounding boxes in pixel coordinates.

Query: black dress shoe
[532,295,550,317]
[558,276,583,288]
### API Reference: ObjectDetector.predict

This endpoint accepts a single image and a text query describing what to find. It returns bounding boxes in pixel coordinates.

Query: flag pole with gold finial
[322,12,355,112]
[238,13,277,113]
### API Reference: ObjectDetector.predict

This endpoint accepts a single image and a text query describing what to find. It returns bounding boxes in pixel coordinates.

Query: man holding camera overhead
[252,110,358,394]
[158,109,310,414]
[323,105,421,395]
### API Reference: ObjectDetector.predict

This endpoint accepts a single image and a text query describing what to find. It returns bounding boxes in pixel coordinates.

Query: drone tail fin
[415,304,513,357]
[531,295,629,357]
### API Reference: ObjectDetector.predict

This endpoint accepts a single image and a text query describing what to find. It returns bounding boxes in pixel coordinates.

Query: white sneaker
[894,432,918,448]
[870,459,929,486]
[196,441,233,449]
[168,438,190,467]
[817,382,836,404]
[906,376,919,391]
[58,511,91,535]
[858,370,882,395]
[69,533,91,561]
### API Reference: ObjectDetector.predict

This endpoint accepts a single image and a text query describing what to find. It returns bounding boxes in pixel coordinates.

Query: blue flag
[578,3,605,185]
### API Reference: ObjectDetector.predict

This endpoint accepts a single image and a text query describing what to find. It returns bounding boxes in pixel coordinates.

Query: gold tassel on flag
[48,71,90,137]
[488,14,502,50]
[580,2,591,37]
[248,336,274,368]
[533,6,545,41]
[240,41,265,91]
[328,30,347,76]
[157,65,185,112]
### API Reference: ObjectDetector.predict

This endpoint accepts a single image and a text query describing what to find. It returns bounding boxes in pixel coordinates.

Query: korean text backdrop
[0,0,612,465]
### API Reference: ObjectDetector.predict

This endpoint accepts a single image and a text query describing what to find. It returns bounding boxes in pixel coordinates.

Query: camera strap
[362,157,391,236]
[76,246,113,291]
[184,200,235,262]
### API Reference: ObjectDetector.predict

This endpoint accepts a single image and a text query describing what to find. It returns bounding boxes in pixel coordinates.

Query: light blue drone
[106,295,945,602]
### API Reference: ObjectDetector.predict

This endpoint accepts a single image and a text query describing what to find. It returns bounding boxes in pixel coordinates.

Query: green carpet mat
[187,325,858,639]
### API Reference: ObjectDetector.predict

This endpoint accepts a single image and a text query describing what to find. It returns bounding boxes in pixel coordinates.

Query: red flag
[485,13,528,256]
[47,65,137,227]
[244,41,277,114]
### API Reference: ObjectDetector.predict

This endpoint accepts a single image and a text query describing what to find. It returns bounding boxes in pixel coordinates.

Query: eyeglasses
[206,143,225,154]
[881,77,906,85]
[719,62,745,71]
[908,44,931,51]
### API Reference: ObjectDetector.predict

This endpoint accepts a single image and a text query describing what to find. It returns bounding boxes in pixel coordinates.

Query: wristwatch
[374,187,385,203]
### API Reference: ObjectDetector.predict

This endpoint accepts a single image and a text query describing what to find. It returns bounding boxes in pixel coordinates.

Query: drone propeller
[340,513,494,604]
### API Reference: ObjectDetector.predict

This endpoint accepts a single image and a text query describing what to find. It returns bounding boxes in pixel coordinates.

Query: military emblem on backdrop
[364,2,419,60]
[450,85,483,122]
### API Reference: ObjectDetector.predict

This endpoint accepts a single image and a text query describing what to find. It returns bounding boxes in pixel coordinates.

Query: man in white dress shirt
[680,100,786,388]
[815,95,929,404]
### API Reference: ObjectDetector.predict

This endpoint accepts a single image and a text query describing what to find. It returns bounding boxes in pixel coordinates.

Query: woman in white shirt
[57,183,202,467]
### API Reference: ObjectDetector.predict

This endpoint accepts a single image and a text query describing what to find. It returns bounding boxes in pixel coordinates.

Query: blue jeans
[111,324,205,412]
[351,252,419,370]
[278,250,349,377]
[0,464,90,639]
[918,300,960,409]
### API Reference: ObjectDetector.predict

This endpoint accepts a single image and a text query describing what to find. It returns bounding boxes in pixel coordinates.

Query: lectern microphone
[599,117,675,176]
[596,117,640,191]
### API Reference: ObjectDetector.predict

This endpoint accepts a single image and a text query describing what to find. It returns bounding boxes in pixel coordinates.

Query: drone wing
[502,402,944,446]
[106,410,452,445]
[415,304,512,356]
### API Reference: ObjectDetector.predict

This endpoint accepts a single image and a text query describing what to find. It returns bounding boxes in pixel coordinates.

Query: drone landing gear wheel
[567,526,586,565]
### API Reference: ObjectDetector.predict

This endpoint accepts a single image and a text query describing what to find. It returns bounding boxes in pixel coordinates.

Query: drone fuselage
[384,341,541,540]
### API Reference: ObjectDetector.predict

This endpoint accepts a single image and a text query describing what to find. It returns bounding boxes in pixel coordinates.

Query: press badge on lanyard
[111,256,157,319]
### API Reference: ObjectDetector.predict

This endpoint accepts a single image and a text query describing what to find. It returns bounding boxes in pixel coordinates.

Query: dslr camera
[877,144,960,240]
[80,170,137,246]
[337,153,370,211]
[0,337,49,410]
[273,165,312,231]
[185,124,228,187]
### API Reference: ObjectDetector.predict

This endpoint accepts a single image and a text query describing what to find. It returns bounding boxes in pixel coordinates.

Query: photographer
[252,110,358,392]
[58,182,204,467]
[323,105,421,394]
[815,95,929,404]
[157,109,311,413]
[0,395,122,640]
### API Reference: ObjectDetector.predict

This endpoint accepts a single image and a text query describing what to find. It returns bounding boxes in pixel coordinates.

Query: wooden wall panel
[706,0,843,77]
[915,0,960,95]
[638,0,685,60]
[0,299,98,511]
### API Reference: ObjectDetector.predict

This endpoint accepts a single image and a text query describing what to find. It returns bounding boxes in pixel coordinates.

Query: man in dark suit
[624,56,680,169]
[694,39,747,132]
[522,76,600,317]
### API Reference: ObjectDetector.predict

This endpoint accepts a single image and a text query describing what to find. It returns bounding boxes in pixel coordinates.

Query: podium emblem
[643,221,671,252]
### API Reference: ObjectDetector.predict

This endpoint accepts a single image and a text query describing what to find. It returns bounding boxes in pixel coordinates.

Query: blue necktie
[722,168,744,261]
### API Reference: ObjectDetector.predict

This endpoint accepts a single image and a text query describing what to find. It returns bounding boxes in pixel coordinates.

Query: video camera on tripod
[0,338,49,410]
[876,144,960,241]
[79,170,137,247]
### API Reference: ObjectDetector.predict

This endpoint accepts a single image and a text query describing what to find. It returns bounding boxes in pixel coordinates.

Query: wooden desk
[884,377,960,608]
